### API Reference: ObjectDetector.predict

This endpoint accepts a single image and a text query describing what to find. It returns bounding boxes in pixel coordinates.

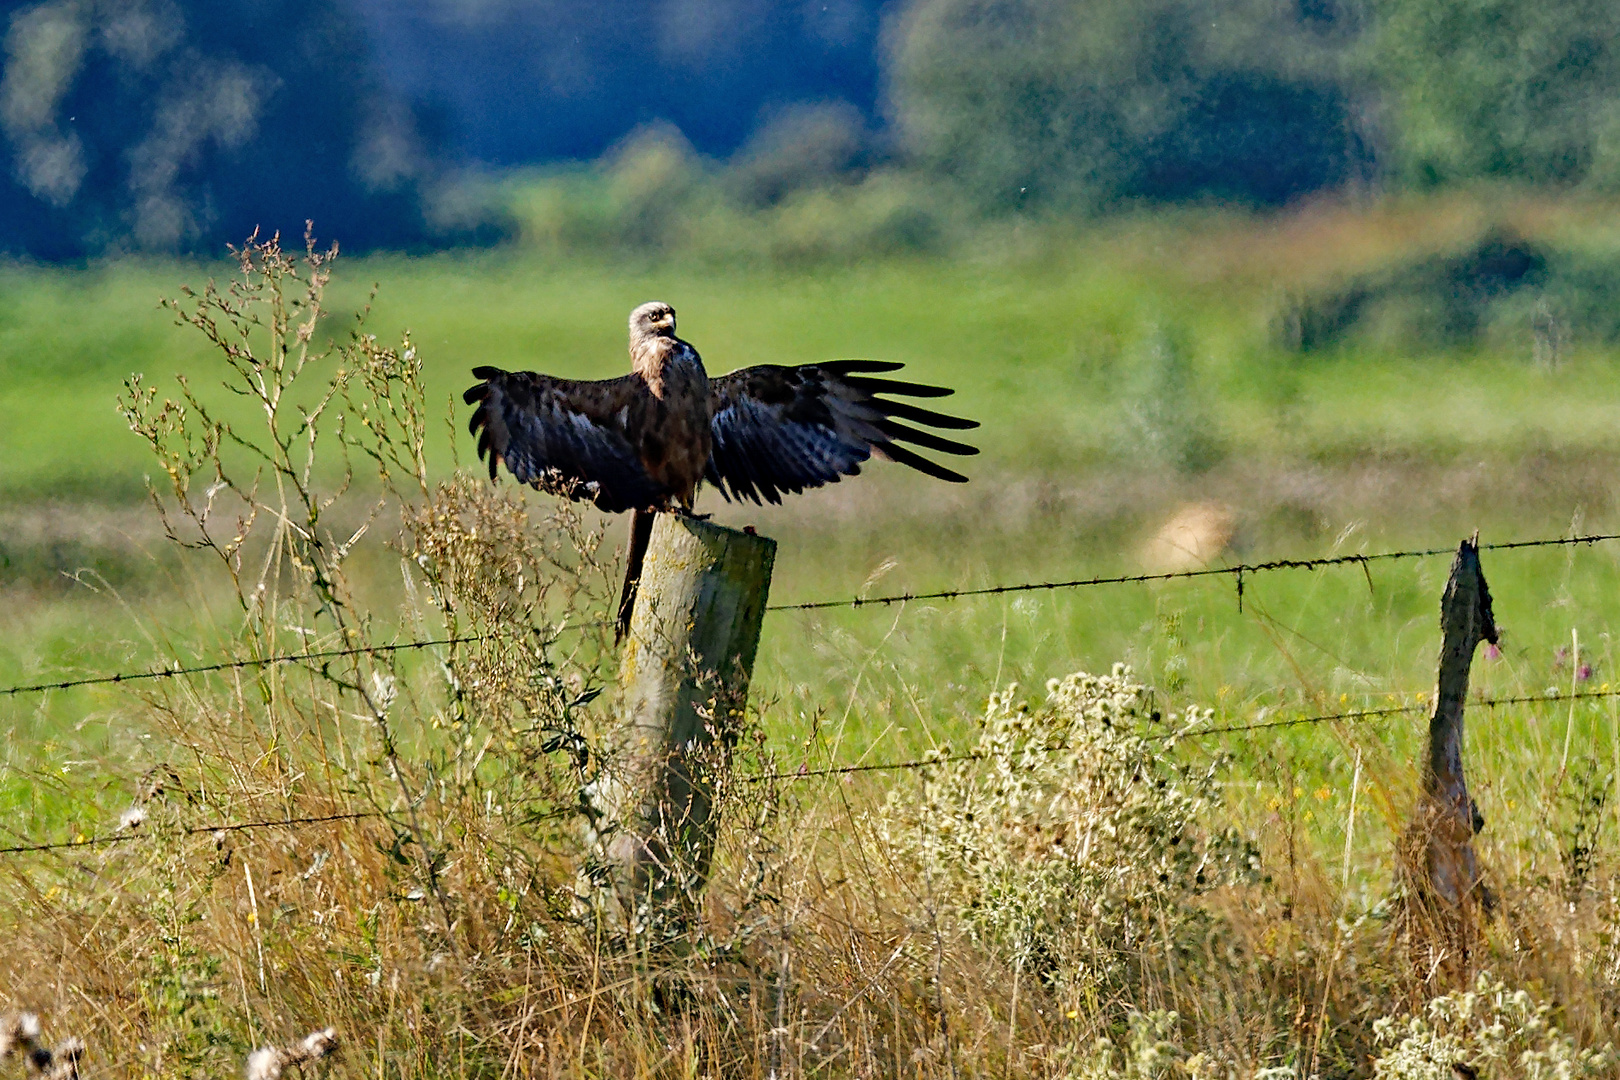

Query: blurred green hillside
[9,190,1620,506]
[13,191,1620,773]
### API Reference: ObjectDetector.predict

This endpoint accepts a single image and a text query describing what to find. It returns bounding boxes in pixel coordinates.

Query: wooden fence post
[1403,534,1497,986]
[586,514,776,941]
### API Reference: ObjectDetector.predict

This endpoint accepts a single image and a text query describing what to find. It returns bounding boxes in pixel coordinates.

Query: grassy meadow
[7,194,1620,1076]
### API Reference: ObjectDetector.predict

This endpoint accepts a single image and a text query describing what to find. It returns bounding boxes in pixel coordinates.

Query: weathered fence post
[1403,534,1497,986]
[586,514,776,940]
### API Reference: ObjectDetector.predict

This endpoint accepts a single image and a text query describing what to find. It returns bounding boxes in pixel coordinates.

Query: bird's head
[629,301,677,341]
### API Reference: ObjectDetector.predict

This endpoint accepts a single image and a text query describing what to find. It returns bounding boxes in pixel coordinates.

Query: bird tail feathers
[615,508,656,644]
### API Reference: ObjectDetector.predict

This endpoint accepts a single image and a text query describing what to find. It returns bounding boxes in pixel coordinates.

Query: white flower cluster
[884,664,1258,992]
[1372,974,1613,1080]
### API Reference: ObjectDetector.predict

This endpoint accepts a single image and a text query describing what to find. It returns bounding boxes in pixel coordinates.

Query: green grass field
[7,196,1620,1076]
[9,197,1620,798]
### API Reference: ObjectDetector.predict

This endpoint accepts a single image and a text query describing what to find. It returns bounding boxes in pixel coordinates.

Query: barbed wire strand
[744,685,1620,783]
[764,531,1620,613]
[0,809,379,857]
[0,804,580,858]
[5,686,1618,856]
[0,618,633,700]
[0,634,492,698]
[0,635,487,698]
[3,531,1618,701]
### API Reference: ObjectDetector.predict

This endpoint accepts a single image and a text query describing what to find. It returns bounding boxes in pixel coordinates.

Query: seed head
[246,1027,339,1080]
[0,1014,40,1060]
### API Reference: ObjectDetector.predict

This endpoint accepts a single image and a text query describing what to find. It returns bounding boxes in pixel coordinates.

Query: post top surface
[653,513,779,557]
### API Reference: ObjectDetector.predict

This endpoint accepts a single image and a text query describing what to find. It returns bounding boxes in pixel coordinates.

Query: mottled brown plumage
[463,300,979,636]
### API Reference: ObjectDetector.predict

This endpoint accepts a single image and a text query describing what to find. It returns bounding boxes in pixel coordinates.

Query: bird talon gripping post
[465,301,981,640]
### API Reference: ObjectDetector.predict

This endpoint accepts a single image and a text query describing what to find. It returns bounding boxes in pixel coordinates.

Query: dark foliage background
[0,0,446,257]
[3,0,1619,258]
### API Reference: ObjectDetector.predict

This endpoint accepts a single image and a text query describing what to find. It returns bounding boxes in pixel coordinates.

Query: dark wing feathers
[873,397,980,430]
[706,361,978,505]
[463,367,669,513]
[870,442,971,484]
[840,375,955,398]
[874,419,979,457]
[813,359,906,375]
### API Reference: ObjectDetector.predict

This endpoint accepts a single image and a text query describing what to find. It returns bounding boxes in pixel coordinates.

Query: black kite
[464,301,979,637]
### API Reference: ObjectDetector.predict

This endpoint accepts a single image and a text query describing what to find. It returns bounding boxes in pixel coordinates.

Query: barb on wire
[765,531,1620,613]
[748,685,1620,783]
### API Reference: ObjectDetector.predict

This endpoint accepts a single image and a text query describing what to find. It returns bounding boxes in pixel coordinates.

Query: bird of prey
[464,301,979,638]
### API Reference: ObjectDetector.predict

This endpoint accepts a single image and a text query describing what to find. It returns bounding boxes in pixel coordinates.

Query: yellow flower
[1314,786,1331,802]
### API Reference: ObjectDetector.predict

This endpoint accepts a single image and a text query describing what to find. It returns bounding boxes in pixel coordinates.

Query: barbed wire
[0,804,580,858]
[764,531,1620,613]
[0,809,380,856]
[744,685,1620,782]
[5,686,1617,856]
[2,530,1618,702]
[0,619,631,700]
[0,636,485,699]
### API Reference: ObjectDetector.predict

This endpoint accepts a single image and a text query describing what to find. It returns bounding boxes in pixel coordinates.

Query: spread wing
[705,360,979,505]
[463,366,669,513]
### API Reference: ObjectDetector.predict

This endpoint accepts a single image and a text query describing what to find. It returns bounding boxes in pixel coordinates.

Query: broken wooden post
[586,514,776,940]
[1402,534,1497,986]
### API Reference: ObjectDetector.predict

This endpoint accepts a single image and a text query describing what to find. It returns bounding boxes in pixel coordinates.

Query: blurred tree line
[891,0,1620,211]
[0,0,465,258]
[3,0,1620,257]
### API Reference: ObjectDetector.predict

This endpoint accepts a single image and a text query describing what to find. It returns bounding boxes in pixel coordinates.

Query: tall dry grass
[2,232,1620,1079]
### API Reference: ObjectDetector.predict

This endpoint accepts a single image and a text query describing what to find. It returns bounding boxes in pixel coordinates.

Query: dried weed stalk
[3,228,634,1074]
